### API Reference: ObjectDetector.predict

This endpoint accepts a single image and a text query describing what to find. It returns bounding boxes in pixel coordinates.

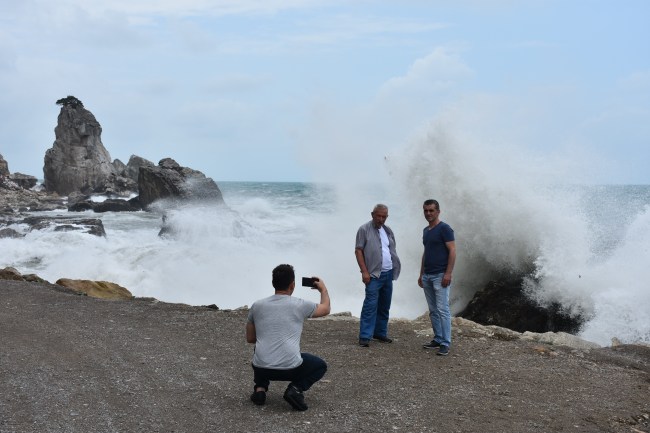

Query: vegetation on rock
[55,96,84,109]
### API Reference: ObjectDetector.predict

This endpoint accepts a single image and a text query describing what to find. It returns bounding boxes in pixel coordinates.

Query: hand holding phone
[301,277,319,287]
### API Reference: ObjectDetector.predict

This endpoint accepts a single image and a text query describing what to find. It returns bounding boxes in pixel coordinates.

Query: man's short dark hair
[423,199,440,210]
[272,264,295,290]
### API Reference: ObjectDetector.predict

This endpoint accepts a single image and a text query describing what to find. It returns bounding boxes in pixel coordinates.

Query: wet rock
[459,278,583,334]
[15,216,106,237]
[137,158,225,208]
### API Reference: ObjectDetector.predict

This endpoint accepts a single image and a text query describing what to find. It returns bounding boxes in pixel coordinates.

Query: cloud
[378,47,474,98]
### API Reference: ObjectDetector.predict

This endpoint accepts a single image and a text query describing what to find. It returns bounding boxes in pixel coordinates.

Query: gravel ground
[1,280,649,433]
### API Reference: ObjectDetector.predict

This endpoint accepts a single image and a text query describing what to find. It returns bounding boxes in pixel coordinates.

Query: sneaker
[437,345,449,356]
[359,339,370,347]
[372,335,393,343]
[422,340,441,350]
[283,384,308,411]
[250,390,266,406]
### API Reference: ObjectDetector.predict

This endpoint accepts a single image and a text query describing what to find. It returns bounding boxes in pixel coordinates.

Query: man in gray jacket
[355,204,401,347]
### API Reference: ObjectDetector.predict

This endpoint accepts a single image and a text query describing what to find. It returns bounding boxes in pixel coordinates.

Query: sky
[0,0,648,184]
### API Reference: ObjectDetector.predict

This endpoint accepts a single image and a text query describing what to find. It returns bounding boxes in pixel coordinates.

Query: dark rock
[68,198,142,213]
[9,173,38,189]
[0,228,23,238]
[137,158,225,208]
[0,153,9,177]
[93,199,141,213]
[95,172,138,197]
[43,104,115,195]
[67,201,95,212]
[67,191,89,205]
[459,277,583,334]
[16,216,106,237]
[125,155,154,182]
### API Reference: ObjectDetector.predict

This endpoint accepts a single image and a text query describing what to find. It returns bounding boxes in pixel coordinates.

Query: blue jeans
[252,353,327,392]
[359,269,393,340]
[422,273,452,347]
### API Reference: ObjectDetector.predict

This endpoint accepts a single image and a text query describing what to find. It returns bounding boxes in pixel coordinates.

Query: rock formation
[55,278,133,300]
[43,101,115,195]
[124,155,154,182]
[0,154,8,177]
[459,277,583,334]
[0,154,38,191]
[137,158,225,208]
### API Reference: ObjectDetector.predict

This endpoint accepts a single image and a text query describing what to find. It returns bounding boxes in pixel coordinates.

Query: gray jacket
[355,220,401,280]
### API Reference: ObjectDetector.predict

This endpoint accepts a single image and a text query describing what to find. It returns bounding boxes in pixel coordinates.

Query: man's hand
[417,275,423,288]
[442,272,452,288]
[311,277,331,318]
[361,271,371,285]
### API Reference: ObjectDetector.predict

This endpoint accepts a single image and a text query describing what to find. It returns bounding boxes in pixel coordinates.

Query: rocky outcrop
[137,158,225,208]
[43,103,115,195]
[125,155,154,182]
[68,198,142,213]
[55,278,133,300]
[8,173,38,190]
[0,153,8,177]
[0,188,66,213]
[459,278,583,334]
[0,267,49,284]
[1,154,66,213]
[1,215,107,237]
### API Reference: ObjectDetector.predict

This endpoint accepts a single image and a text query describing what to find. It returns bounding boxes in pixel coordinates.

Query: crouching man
[246,264,331,411]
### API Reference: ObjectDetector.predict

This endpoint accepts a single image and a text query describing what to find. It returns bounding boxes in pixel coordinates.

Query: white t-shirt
[379,226,393,272]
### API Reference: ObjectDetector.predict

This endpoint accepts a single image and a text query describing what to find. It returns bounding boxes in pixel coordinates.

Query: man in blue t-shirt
[418,199,456,356]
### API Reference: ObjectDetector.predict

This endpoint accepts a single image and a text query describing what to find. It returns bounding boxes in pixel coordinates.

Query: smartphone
[301,277,318,287]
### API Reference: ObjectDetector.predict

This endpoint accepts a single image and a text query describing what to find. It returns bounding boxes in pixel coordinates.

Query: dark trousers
[252,353,327,392]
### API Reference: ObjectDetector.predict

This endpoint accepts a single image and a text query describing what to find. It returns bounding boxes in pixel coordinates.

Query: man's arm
[246,321,256,344]
[418,252,425,288]
[311,278,331,318]
[355,248,371,284]
[442,240,456,288]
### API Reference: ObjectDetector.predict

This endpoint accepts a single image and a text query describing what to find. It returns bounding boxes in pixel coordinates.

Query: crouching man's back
[246,264,330,411]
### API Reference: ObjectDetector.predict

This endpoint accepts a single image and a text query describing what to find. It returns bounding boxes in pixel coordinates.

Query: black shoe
[283,384,308,411]
[422,340,441,350]
[372,335,393,343]
[250,390,266,406]
[359,339,370,347]
[437,345,450,356]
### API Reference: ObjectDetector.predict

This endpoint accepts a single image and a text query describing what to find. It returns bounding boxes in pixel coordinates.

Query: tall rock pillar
[43,103,115,195]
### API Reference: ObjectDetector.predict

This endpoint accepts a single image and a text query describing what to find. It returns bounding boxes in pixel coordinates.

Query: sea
[1,179,649,347]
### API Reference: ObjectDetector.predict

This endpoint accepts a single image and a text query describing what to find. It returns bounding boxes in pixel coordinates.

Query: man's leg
[252,365,271,392]
[422,273,443,344]
[359,277,381,341]
[433,279,452,348]
[290,353,327,391]
[374,270,393,338]
[283,353,327,411]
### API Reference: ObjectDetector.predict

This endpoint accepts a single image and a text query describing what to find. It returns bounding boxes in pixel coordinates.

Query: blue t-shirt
[422,221,454,274]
